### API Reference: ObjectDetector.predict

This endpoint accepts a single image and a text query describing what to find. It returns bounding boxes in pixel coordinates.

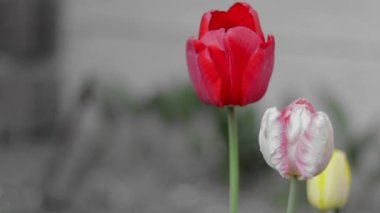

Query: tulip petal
[327,150,351,209]
[199,11,214,38]
[227,2,265,40]
[207,3,265,41]
[283,104,313,178]
[225,26,262,105]
[200,29,231,104]
[196,50,222,106]
[307,150,351,210]
[241,35,274,105]
[241,47,265,105]
[207,11,228,33]
[286,104,312,145]
[200,28,226,50]
[260,35,275,93]
[186,37,222,106]
[207,46,230,104]
[259,107,289,178]
[295,112,334,179]
[259,99,334,179]
[292,98,316,113]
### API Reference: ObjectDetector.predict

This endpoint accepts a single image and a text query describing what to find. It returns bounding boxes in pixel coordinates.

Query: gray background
[61,0,380,130]
[0,0,379,212]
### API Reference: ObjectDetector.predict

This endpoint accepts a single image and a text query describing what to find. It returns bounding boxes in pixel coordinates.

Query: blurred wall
[0,0,59,139]
[0,0,58,57]
[60,0,380,133]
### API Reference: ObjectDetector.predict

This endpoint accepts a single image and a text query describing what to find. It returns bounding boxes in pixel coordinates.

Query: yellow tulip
[307,149,351,211]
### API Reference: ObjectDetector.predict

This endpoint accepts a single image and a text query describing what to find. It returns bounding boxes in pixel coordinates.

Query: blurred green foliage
[145,85,204,122]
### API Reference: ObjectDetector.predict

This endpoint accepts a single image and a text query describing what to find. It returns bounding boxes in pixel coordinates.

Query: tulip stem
[286,176,298,213]
[227,107,239,213]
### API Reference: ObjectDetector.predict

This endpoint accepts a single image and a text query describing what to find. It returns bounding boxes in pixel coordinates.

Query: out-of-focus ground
[0,0,380,212]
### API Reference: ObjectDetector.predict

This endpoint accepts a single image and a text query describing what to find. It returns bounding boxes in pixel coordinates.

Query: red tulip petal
[186,37,222,106]
[227,2,265,40]
[186,38,209,102]
[242,34,275,105]
[199,11,214,38]
[241,48,265,105]
[197,50,223,106]
[208,11,229,32]
[200,28,226,50]
[192,39,206,53]
[225,26,262,105]
[200,29,231,104]
[260,34,275,94]
[233,2,265,41]
[207,2,265,41]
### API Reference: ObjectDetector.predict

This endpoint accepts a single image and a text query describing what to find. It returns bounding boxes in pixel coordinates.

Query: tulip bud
[307,149,352,211]
[186,2,275,107]
[259,98,334,179]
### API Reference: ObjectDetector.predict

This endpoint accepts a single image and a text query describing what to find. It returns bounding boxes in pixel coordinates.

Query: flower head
[307,149,352,211]
[186,2,275,107]
[259,98,334,179]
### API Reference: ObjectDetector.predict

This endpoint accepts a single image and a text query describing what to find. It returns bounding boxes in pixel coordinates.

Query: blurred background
[0,0,379,212]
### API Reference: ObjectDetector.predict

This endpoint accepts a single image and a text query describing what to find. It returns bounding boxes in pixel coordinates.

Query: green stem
[227,107,239,213]
[286,176,298,213]
[333,209,340,213]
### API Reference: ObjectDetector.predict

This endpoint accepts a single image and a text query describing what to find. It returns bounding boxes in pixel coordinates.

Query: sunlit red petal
[225,26,262,105]
[236,2,265,40]
[260,35,275,93]
[197,50,223,106]
[207,2,265,40]
[200,28,226,50]
[187,2,274,107]
[208,11,229,33]
[199,11,214,38]
[227,2,264,40]
[186,38,222,105]
[242,35,274,104]
[200,29,231,103]
[241,47,265,104]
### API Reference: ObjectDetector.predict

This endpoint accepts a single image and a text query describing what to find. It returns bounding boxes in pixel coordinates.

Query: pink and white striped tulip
[259,98,334,180]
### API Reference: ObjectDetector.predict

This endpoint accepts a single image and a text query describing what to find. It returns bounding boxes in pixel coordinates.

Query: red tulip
[186,2,275,107]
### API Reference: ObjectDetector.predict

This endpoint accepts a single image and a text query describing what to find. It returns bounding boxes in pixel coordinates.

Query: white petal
[295,111,334,179]
[286,105,312,144]
[259,107,288,177]
[285,105,314,177]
